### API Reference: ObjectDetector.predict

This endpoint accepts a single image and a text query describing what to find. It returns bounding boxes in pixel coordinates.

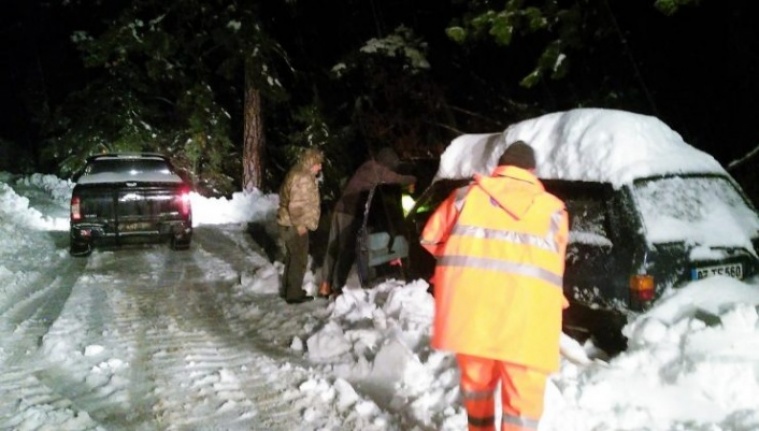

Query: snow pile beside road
[0,182,57,231]
[191,189,278,226]
[15,173,75,204]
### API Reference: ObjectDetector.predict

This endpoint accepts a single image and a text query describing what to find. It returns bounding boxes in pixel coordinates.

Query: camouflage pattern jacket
[277,151,322,231]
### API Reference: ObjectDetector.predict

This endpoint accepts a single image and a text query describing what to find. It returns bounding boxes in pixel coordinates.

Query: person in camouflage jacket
[277,147,324,304]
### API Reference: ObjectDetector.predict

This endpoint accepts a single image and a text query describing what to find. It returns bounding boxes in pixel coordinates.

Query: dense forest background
[1,0,757,205]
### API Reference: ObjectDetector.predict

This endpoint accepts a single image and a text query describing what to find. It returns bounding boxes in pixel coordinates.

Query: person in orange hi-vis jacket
[420,141,569,431]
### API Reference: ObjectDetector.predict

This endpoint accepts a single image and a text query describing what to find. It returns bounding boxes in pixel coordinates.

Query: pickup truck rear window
[78,157,183,184]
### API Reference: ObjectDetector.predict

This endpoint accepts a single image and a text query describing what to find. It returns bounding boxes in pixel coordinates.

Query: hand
[297,226,307,236]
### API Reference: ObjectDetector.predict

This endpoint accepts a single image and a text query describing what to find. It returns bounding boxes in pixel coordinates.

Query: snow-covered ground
[1,107,759,431]
[2,169,759,431]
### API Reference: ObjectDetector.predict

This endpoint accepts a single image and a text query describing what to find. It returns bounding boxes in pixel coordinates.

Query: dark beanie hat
[376,147,401,169]
[498,140,536,169]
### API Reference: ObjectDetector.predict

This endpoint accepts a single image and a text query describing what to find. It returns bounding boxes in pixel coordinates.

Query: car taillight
[178,188,191,216]
[630,274,655,302]
[71,195,82,221]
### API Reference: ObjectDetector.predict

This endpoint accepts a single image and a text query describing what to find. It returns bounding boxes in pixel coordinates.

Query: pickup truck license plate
[691,263,743,280]
[120,222,152,232]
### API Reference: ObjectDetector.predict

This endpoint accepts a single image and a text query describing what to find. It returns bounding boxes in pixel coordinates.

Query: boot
[317,281,331,298]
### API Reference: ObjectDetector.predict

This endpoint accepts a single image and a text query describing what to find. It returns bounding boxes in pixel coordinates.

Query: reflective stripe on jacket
[420,166,569,372]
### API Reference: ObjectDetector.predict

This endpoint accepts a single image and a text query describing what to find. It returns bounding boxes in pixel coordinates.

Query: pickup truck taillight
[71,195,82,221]
[178,188,191,216]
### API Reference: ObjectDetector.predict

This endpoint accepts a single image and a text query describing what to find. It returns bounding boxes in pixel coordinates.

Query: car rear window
[633,175,759,246]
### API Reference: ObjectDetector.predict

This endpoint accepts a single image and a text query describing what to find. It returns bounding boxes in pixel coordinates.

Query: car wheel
[564,304,628,356]
[590,323,628,356]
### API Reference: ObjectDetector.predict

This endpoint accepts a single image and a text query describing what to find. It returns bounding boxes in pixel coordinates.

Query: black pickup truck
[69,153,193,256]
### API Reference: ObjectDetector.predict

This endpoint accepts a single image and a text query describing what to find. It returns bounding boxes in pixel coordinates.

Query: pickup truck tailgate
[76,183,189,231]
[69,153,193,255]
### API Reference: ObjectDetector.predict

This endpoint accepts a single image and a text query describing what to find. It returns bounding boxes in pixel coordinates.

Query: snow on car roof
[77,172,183,184]
[436,108,726,188]
[77,155,183,185]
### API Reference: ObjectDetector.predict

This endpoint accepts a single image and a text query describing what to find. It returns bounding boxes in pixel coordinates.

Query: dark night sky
[0,0,757,171]
[1,1,94,157]
[614,0,759,166]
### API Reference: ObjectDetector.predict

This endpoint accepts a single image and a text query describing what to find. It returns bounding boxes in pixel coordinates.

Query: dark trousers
[321,212,361,292]
[280,225,309,300]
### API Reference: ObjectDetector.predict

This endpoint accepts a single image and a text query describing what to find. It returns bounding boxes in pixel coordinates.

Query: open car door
[355,183,410,287]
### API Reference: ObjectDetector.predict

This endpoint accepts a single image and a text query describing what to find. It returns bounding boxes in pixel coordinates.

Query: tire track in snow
[2,223,396,430]
[0,366,105,431]
[29,250,163,430]
[0,251,132,430]
[24,239,316,430]
[138,241,313,430]
[192,224,271,274]
[0,181,349,429]
[0,256,86,365]
[0,248,89,430]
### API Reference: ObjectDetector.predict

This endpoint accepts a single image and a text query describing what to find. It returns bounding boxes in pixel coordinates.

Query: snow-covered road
[0,177,398,430]
[4,228,299,429]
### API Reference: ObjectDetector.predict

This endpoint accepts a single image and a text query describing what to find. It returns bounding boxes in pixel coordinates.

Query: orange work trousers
[456,354,547,431]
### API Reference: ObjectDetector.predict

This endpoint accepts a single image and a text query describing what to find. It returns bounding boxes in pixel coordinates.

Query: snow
[76,171,183,184]
[2,109,759,430]
[75,155,184,184]
[437,108,726,186]
[359,25,430,71]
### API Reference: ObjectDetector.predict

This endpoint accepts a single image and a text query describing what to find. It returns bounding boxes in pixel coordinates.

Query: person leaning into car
[318,147,416,298]
[420,141,569,431]
[276,147,324,304]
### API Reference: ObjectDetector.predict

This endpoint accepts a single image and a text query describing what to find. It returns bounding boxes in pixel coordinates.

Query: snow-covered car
[382,108,759,349]
[69,153,193,256]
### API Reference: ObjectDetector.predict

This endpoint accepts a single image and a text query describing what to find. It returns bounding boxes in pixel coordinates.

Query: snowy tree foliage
[445,0,700,88]
[22,0,713,198]
[49,0,288,195]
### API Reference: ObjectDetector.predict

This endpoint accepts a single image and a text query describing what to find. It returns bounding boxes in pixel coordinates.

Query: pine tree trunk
[243,85,264,192]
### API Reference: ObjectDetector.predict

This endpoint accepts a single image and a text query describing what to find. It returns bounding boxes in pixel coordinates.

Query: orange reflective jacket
[421,166,569,372]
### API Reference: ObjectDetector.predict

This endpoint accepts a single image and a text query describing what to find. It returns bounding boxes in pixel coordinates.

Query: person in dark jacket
[277,147,324,304]
[319,147,416,297]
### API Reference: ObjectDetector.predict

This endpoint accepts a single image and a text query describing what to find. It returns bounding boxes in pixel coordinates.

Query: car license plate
[691,263,743,280]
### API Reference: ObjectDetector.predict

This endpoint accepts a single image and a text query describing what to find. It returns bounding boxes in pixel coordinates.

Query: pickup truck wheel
[171,236,191,250]
[69,241,92,257]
